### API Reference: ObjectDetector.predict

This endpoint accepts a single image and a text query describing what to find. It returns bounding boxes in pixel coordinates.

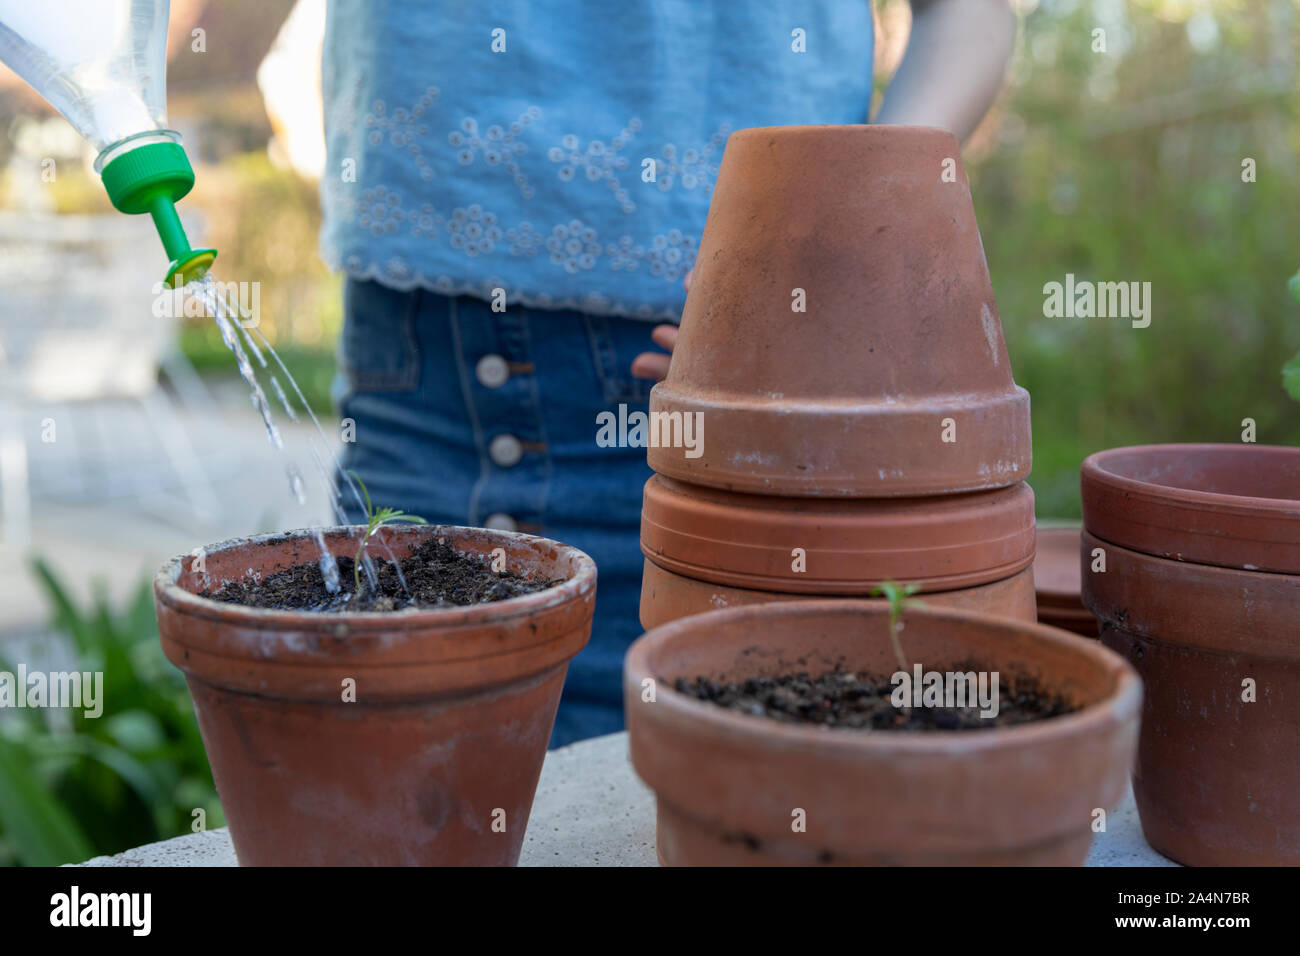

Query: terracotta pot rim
[1082,444,1300,572]
[640,475,1036,592]
[626,600,1141,756]
[154,525,597,634]
[1081,529,1300,660]
[1083,443,1300,514]
[648,386,1032,498]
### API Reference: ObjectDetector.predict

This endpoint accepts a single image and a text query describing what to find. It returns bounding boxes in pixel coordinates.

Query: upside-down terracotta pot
[648,124,1031,497]
[1081,444,1300,866]
[1033,526,1096,637]
[639,474,1038,627]
[625,601,1140,866]
[640,559,1036,629]
[155,525,596,866]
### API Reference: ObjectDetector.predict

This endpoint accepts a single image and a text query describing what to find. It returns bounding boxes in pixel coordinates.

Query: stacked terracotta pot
[641,125,1037,627]
[1082,444,1300,866]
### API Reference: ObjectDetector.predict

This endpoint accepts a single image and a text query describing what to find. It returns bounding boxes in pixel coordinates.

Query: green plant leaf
[1284,351,1300,402]
[105,711,168,754]
[28,557,94,657]
[349,470,374,520]
[0,735,94,865]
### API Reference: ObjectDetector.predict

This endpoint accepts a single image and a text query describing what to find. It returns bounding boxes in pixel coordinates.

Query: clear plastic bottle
[0,0,216,284]
[0,0,170,156]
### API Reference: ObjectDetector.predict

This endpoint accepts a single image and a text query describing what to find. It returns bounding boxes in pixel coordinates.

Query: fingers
[650,324,678,351]
[631,352,672,381]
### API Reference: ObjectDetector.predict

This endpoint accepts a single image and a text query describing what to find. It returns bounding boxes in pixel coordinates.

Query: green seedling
[348,471,427,594]
[870,580,923,673]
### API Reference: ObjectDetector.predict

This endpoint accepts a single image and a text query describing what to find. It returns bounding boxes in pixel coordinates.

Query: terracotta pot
[648,125,1031,498]
[625,601,1140,866]
[1081,443,1300,865]
[1081,443,1300,572]
[641,475,1035,594]
[155,525,596,866]
[1032,526,1096,637]
[640,559,1036,630]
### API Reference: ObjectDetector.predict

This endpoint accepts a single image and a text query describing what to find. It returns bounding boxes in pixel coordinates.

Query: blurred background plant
[0,561,222,866]
[960,0,1300,514]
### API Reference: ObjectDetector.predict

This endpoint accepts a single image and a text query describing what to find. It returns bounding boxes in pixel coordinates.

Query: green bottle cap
[100,140,218,288]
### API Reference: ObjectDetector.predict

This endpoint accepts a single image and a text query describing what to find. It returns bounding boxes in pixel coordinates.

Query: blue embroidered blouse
[320,1,875,321]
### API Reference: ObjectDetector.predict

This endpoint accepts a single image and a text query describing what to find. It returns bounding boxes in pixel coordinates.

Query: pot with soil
[639,475,1038,627]
[155,525,596,866]
[1081,443,1300,866]
[625,601,1140,866]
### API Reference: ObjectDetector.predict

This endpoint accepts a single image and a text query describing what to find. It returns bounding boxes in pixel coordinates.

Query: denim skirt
[336,278,655,747]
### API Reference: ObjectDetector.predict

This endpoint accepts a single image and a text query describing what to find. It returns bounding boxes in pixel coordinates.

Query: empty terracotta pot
[641,475,1035,593]
[155,525,596,866]
[640,559,1036,629]
[1081,443,1300,866]
[1081,443,1300,572]
[639,473,1036,628]
[1033,526,1096,637]
[648,125,1031,498]
[626,602,1140,866]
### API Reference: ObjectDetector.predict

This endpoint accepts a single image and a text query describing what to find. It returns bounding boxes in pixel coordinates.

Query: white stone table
[76,731,1174,867]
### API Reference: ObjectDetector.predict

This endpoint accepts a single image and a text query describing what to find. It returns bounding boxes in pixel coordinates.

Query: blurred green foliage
[0,561,223,866]
[971,0,1300,515]
[178,150,342,413]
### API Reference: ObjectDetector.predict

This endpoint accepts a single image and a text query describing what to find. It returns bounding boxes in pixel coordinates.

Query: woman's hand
[631,269,691,381]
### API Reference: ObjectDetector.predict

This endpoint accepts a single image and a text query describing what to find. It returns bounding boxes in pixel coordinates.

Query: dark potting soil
[205,536,561,612]
[675,665,1078,731]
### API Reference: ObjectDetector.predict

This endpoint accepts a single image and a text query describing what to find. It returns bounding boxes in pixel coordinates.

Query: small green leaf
[349,470,374,520]
[1284,351,1300,402]
[1288,270,1300,304]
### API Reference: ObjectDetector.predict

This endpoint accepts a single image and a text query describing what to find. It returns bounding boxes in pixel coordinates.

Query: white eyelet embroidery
[446,205,504,258]
[449,108,539,198]
[505,221,543,258]
[546,219,602,273]
[547,118,640,213]
[653,127,728,192]
[358,186,407,236]
[327,99,741,317]
[365,89,441,183]
[411,203,442,239]
[645,230,696,281]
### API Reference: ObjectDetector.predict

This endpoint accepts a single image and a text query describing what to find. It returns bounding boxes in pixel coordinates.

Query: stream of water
[188,275,409,602]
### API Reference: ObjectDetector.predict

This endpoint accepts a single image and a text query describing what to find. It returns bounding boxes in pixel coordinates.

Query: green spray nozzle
[99,140,217,288]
